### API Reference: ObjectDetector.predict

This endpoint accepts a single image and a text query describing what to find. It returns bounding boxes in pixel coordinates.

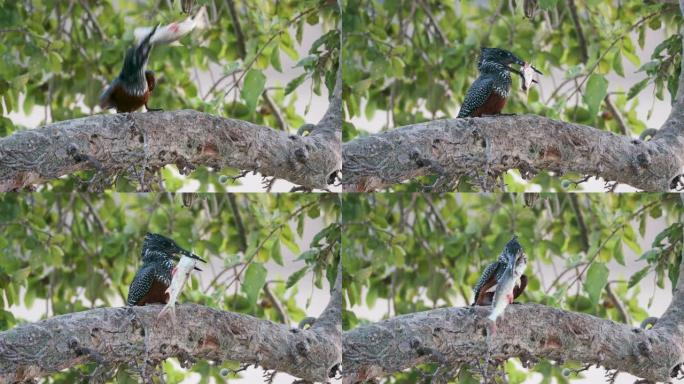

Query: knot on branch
[68,336,106,364]
[294,147,309,163]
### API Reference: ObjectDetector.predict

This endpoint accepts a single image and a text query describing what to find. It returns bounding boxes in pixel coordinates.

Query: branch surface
[0,109,340,191]
[342,115,683,191]
[343,303,684,383]
[0,304,340,382]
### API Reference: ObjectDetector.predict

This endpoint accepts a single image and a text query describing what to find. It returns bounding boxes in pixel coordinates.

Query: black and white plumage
[99,25,159,113]
[126,233,205,306]
[457,48,525,118]
[472,236,528,306]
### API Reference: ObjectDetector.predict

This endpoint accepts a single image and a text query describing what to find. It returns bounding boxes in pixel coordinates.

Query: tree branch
[343,302,683,383]
[342,115,684,191]
[0,302,341,382]
[0,110,339,191]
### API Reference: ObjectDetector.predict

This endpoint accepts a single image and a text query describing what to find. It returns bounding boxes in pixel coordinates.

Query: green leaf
[240,69,266,112]
[612,52,624,77]
[584,262,608,306]
[270,240,283,265]
[284,73,307,96]
[583,74,608,116]
[286,267,308,289]
[241,262,267,307]
[628,266,650,288]
[627,78,649,100]
[270,46,283,72]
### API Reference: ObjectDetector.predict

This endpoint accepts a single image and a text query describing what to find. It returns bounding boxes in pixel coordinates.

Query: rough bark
[0,265,343,382]
[343,115,684,192]
[0,67,341,192]
[342,7,684,193]
[343,203,684,383]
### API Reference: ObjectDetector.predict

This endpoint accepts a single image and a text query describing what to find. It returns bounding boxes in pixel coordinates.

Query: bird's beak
[181,249,207,264]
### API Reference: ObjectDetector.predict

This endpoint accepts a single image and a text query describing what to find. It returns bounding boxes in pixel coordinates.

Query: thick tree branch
[0,110,340,191]
[0,302,341,382]
[343,303,683,383]
[342,115,684,191]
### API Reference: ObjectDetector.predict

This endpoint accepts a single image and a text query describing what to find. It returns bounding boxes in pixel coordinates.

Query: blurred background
[342,193,683,383]
[342,0,681,192]
[1,0,339,192]
[0,193,341,383]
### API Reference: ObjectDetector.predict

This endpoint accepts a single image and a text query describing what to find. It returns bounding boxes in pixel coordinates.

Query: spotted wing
[457,76,494,118]
[98,81,117,110]
[126,263,172,306]
[472,261,500,305]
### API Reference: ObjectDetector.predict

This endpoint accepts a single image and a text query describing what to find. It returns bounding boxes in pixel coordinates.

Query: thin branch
[605,283,632,324]
[604,95,629,136]
[263,91,288,131]
[264,282,290,326]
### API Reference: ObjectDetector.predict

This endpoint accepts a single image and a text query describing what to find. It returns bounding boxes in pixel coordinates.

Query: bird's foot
[145,104,163,112]
[482,113,517,117]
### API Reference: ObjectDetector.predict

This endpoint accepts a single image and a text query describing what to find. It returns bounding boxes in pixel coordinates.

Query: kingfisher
[457,48,530,118]
[127,233,205,306]
[99,25,161,113]
[472,236,528,306]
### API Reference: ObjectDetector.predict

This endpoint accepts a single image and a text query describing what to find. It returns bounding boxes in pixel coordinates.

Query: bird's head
[480,48,525,66]
[120,25,158,76]
[503,235,526,267]
[143,233,206,266]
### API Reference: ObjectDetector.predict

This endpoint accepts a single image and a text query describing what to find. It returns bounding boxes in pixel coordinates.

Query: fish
[158,254,204,321]
[521,62,543,92]
[488,252,527,322]
[134,6,209,46]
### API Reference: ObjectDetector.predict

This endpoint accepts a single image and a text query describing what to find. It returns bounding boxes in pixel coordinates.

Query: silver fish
[158,255,201,320]
[134,6,209,46]
[488,253,527,322]
[521,62,543,92]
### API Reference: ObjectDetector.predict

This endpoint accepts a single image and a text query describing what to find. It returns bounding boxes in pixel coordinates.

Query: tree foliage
[0,0,339,191]
[342,193,683,382]
[0,192,340,381]
[342,0,682,191]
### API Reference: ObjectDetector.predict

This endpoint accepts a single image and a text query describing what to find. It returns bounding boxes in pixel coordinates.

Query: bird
[472,236,528,307]
[99,25,161,113]
[457,48,529,118]
[127,233,205,306]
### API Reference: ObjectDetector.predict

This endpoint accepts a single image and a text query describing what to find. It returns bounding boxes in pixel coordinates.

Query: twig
[605,283,632,324]
[78,0,105,40]
[263,91,288,131]
[222,6,319,98]
[227,194,247,252]
[604,96,629,136]
[417,0,448,45]
[567,0,588,63]
[263,282,290,326]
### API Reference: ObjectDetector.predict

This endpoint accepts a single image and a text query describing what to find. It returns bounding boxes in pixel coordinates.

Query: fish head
[513,252,527,276]
[178,249,206,270]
